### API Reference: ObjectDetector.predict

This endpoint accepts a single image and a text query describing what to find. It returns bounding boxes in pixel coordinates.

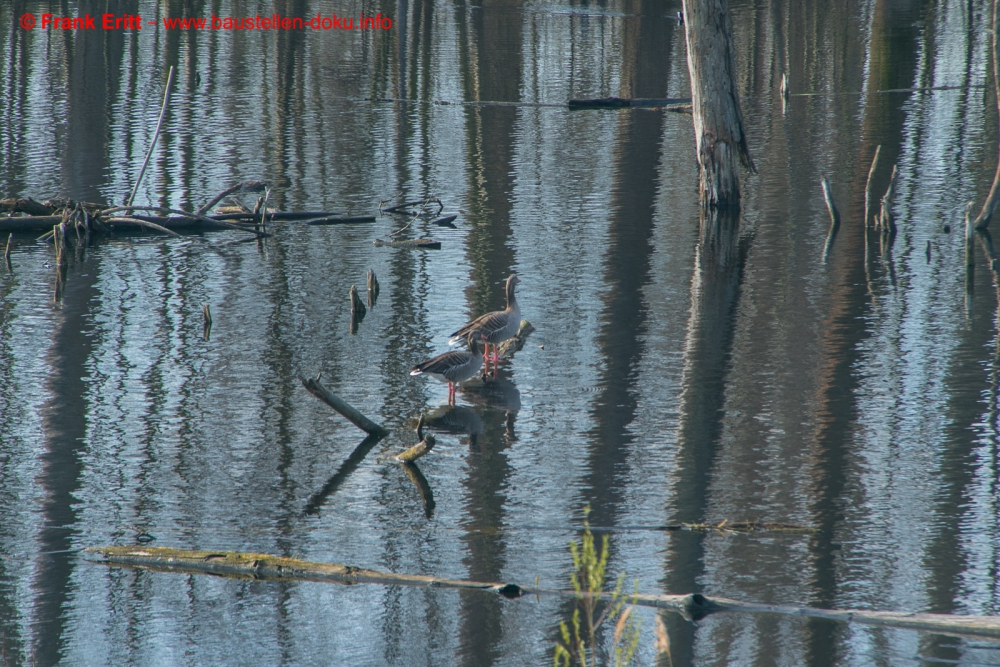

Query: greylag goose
[410,333,485,404]
[448,274,520,373]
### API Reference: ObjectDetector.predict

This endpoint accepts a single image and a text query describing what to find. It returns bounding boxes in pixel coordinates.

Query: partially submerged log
[85,545,1000,639]
[373,238,441,249]
[300,373,388,437]
[395,415,436,463]
[0,184,369,239]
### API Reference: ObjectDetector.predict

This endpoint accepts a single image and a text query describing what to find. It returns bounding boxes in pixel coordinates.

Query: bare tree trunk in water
[682,0,756,209]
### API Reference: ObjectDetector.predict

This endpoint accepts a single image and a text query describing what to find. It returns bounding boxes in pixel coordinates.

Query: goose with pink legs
[448,274,520,375]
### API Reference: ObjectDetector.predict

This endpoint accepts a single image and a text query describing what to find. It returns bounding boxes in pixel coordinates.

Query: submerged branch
[85,546,1000,639]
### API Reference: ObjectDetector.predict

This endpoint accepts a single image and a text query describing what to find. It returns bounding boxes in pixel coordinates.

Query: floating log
[373,238,441,249]
[568,97,692,109]
[300,373,388,437]
[85,546,1000,639]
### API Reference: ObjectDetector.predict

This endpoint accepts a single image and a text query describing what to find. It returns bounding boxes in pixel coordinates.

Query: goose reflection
[459,375,521,412]
[421,404,485,437]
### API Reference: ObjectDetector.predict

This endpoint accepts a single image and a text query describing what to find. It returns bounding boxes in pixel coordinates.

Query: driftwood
[4,233,11,265]
[300,373,388,437]
[373,238,441,249]
[85,546,1000,640]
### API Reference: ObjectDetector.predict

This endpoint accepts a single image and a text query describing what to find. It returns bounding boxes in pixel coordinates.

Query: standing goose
[449,274,520,373]
[410,333,485,404]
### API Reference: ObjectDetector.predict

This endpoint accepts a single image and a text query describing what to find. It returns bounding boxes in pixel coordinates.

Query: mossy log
[84,546,1000,639]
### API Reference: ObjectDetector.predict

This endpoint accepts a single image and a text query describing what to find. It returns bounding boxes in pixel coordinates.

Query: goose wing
[449,310,508,344]
[410,349,475,376]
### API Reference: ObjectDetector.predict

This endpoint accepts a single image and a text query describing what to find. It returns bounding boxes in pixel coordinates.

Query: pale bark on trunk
[682,0,755,209]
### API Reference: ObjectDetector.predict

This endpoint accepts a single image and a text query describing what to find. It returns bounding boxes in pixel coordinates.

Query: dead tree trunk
[682,0,755,209]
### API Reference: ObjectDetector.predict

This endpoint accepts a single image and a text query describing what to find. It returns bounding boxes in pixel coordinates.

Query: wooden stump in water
[681,0,755,209]
[366,269,379,308]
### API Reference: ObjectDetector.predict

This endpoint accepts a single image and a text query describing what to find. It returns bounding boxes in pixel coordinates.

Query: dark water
[2,0,1000,664]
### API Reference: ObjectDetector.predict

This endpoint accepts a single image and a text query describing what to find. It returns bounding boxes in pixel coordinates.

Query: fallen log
[84,546,1000,640]
[300,373,388,437]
